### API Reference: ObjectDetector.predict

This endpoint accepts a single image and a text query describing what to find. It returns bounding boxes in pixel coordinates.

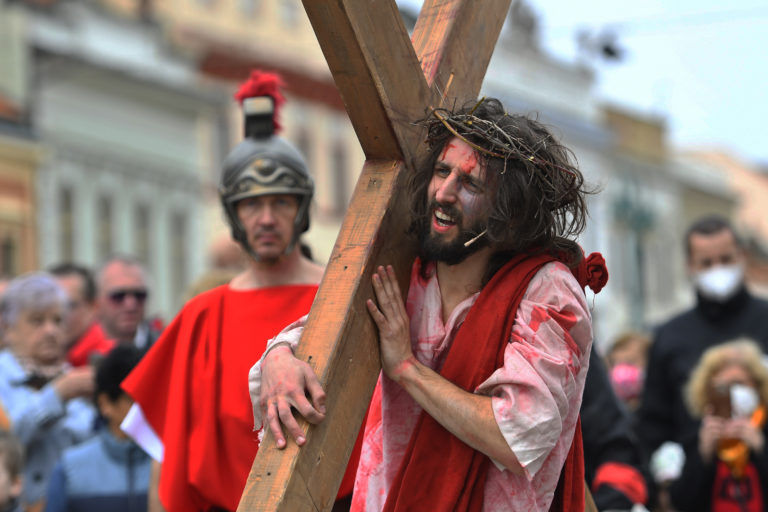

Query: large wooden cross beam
[238,2,512,510]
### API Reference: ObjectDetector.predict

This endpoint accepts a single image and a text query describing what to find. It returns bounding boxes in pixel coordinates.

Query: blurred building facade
[2,0,227,317]
[0,123,40,277]
[149,0,365,263]
[0,0,365,317]
[479,2,739,348]
[0,2,40,276]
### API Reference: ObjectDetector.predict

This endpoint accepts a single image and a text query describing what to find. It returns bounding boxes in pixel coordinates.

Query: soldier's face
[236,194,300,263]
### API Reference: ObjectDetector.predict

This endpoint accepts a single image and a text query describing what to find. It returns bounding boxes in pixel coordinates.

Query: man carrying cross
[250,97,607,511]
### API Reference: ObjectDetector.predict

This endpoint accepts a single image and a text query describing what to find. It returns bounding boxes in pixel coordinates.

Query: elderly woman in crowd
[0,273,95,512]
[670,339,768,512]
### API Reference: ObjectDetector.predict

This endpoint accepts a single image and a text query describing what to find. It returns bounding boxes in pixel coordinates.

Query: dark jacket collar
[695,285,750,320]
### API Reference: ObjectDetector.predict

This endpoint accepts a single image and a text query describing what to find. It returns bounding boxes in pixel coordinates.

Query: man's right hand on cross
[261,344,326,449]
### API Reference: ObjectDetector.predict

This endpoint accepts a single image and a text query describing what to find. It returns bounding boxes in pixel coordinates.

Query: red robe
[122,284,318,511]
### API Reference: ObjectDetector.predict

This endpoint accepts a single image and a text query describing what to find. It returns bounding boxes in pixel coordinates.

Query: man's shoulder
[651,306,700,351]
[524,260,584,300]
[181,284,230,314]
[154,286,230,342]
[657,306,697,329]
[747,292,768,311]
[0,350,22,380]
[0,349,17,367]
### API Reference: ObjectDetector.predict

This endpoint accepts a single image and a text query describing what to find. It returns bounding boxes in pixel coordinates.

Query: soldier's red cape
[122,284,360,511]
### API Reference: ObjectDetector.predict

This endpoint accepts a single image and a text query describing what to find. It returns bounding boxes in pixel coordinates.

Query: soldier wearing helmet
[119,71,356,512]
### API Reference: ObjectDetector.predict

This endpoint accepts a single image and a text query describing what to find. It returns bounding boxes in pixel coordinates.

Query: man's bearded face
[422,137,490,265]
[421,199,489,265]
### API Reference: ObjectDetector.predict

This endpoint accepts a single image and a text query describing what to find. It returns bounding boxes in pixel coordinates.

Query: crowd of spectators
[0,256,159,512]
[602,214,768,512]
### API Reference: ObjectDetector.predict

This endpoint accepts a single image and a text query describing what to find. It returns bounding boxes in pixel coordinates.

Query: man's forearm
[395,357,523,474]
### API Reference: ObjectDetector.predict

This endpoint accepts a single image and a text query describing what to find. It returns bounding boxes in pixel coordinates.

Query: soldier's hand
[260,345,326,449]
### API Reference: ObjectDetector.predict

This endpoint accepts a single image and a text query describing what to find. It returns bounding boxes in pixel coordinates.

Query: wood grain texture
[238,1,512,511]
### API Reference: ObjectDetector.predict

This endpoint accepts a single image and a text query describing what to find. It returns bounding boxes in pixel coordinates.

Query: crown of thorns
[425,98,576,179]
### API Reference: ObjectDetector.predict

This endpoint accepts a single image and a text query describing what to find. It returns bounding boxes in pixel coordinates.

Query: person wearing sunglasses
[95,256,160,353]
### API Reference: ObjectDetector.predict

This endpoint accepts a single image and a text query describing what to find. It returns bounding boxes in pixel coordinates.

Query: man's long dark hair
[405,98,591,283]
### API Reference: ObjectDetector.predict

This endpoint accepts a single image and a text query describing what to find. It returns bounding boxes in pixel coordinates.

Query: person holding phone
[670,339,768,512]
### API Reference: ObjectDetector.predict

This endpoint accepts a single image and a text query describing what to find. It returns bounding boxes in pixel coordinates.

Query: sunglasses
[108,289,148,304]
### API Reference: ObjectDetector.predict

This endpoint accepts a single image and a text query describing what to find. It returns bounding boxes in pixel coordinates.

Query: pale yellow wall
[0,137,41,274]
[687,151,768,243]
[156,0,327,73]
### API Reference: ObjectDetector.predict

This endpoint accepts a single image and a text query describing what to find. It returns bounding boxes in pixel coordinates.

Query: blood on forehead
[439,138,483,176]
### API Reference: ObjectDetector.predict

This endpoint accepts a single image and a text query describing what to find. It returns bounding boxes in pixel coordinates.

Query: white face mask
[694,264,744,302]
[730,384,759,419]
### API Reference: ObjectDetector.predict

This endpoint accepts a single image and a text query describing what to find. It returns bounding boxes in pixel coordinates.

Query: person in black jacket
[637,215,768,460]
[669,339,768,512]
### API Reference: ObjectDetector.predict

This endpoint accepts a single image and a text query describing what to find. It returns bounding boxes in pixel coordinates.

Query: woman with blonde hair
[669,338,768,511]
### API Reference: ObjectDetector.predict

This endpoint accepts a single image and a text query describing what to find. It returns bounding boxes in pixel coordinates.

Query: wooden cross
[238,1,527,510]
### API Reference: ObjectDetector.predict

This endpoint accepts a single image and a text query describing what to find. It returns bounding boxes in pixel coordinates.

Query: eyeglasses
[108,289,148,304]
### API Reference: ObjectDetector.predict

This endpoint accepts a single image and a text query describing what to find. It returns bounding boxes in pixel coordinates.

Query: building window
[0,235,17,276]
[59,186,75,261]
[238,0,261,16]
[135,203,151,269]
[332,141,349,213]
[278,0,299,26]
[97,195,113,261]
[170,211,188,306]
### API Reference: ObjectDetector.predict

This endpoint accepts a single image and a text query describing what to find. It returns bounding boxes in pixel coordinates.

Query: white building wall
[31,31,223,319]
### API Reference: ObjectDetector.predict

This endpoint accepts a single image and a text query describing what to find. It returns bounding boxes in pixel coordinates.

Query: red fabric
[712,461,763,512]
[122,284,319,511]
[339,411,368,498]
[592,461,648,505]
[572,252,609,294]
[233,70,285,134]
[549,419,585,512]
[382,254,586,512]
[67,323,115,367]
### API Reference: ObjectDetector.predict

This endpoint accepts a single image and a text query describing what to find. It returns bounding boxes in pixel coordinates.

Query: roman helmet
[219,70,314,260]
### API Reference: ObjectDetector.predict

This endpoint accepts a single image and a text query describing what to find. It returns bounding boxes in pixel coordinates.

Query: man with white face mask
[637,215,768,465]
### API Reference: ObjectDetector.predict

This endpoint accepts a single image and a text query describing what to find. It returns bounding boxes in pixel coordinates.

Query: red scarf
[383,253,594,512]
